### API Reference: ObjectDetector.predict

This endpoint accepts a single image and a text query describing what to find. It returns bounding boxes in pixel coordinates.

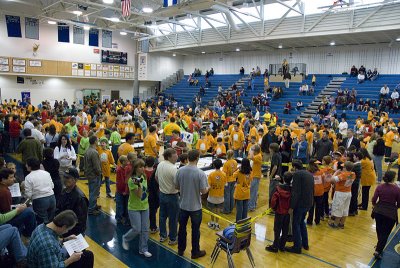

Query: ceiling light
[236,48,240,52]
[120,31,127,36]
[278,44,283,49]
[73,10,82,16]
[83,25,90,30]
[396,37,400,41]
[330,41,335,46]
[103,0,114,4]
[172,53,176,57]
[109,17,120,22]
[48,20,56,25]
[142,7,153,13]
[201,51,205,54]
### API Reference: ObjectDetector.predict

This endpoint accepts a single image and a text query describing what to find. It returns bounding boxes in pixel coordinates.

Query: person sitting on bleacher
[296,100,303,111]
[283,102,292,114]
[380,84,389,98]
[357,71,365,84]
[240,67,245,75]
[391,89,399,101]
[371,68,379,81]
[359,65,366,75]
[350,65,358,77]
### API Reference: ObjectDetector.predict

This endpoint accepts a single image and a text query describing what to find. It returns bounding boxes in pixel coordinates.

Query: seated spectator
[56,168,88,237]
[366,69,373,80]
[359,65,366,75]
[391,89,399,100]
[309,86,315,95]
[194,79,199,86]
[263,69,269,78]
[357,72,365,84]
[27,210,94,268]
[357,98,364,111]
[347,95,356,111]
[371,68,379,81]
[350,65,358,77]
[210,68,214,76]
[283,101,292,114]
[256,66,261,76]
[189,79,194,86]
[240,67,245,75]
[0,224,27,266]
[363,99,371,112]
[312,74,316,86]
[380,84,389,98]
[296,100,303,111]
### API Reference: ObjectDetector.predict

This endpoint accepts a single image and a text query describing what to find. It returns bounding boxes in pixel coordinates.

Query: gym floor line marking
[368,222,400,267]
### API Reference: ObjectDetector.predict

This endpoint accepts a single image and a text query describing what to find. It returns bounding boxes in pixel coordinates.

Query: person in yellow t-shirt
[196,132,209,155]
[222,150,238,214]
[248,145,262,211]
[163,117,181,143]
[118,133,135,157]
[214,137,226,158]
[248,120,259,142]
[144,126,158,158]
[246,136,257,155]
[95,117,106,138]
[205,130,216,152]
[233,158,253,222]
[384,127,398,157]
[98,137,116,198]
[207,159,227,230]
[230,123,245,157]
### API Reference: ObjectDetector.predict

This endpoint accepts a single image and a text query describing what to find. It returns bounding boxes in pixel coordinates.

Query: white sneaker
[122,239,129,251]
[140,251,152,258]
[207,222,215,229]
[214,224,220,231]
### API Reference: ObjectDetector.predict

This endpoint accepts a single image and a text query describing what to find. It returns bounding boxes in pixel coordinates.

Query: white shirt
[23,121,34,130]
[255,111,260,121]
[31,128,45,143]
[358,74,364,80]
[25,170,54,200]
[54,145,77,168]
[391,91,399,99]
[338,121,348,136]
[346,136,353,149]
[381,87,389,95]
[155,160,178,194]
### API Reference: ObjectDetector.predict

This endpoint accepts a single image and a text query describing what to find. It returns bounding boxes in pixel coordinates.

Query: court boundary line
[368,222,400,267]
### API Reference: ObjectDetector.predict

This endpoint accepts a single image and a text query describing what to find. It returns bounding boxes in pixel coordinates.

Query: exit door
[111,90,120,101]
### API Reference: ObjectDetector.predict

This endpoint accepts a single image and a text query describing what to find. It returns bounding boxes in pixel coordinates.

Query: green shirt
[0,209,17,225]
[161,121,168,130]
[65,123,79,142]
[192,131,199,148]
[78,137,90,155]
[110,131,121,145]
[128,175,149,211]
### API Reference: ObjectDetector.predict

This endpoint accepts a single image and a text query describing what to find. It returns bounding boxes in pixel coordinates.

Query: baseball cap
[64,168,80,179]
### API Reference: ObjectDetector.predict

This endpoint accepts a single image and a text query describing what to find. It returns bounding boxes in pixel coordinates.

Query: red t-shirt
[0,185,12,213]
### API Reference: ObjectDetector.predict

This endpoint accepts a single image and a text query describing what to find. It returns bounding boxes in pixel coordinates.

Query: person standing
[286,160,314,254]
[17,128,43,177]
[155,148,179,245]
[371,171,400,259]
[372,131,385,183]
[314,130,333,161]
[84,136,102,216]
[174,150,209,259]
[359,149,376,210]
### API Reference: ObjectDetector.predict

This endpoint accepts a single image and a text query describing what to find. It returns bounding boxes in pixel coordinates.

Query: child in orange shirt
[214,137,227,158]
[306,159,324,225]
[328,161,355,229]
[207,159,227,230]
[233,158,253,222]
[248,145,262,211]
[320,156,334,219]
[222,150,238,214]
[245,136,257,156]
[98,137,116,198]
[196,132,209,155]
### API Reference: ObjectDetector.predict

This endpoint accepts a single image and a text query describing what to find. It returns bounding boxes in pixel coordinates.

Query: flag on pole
[121,0,131,17]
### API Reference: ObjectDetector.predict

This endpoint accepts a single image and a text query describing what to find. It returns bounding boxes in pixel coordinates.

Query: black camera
[132,177,143,185]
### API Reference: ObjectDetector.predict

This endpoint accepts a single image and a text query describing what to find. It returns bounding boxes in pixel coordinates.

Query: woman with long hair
[45,124,59,149]
[359,148,376,210]
[279,129,292,173]
[122,159,152,257]
[371,171,400,259]
[54,134,77,180]
[42,148,62,201]
[233,158,253,222]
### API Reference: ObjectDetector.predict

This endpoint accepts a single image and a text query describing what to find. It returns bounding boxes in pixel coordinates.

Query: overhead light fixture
[120,31,127,36]
[330,41,336,46]
[48,20,56,25]
[83,25,90,30]
[103,0,114,4]
[172,53,176,57]
[236,48,240,52]
[201,51,206,54]
[109,17,120,22]
[73,10,82,16]
[142,7,153,13]
[278,44,283,49]
[396,37,400,41]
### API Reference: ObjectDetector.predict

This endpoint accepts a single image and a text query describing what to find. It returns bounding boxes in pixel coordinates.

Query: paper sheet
[63,234,89,256]
[9,183,21,197]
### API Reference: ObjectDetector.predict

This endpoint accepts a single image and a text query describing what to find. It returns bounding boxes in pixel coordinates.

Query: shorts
[207,202,223,210]
[331,191,352,217]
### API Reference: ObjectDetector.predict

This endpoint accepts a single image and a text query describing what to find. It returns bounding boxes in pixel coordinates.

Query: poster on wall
[0,58,9,65]
[138,53,147,80]
[12,66,25,73]
[72,63,78,69]
[29,60,41,67]
[6,15,22,38]
[21,92,30,101]
[102,95,110,102]
[72,69,78,76]
[0,65,10,72]
[13,59,25,66]
[97,71,103,77]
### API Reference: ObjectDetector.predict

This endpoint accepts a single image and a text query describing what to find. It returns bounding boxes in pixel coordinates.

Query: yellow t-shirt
[230,130,244,150]
[251,153,262,178]
[196,139,209,154]
[118,142,135,157]
[223,159,238,182]
[385,131,395,147]
[164,123,181,136]
[233,171,252,200]
[208,170,227,198]
[97,147,114,177]
[214,144,226,156]
[144,134,157,157]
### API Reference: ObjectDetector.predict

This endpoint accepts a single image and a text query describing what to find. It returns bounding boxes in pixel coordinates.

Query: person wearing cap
[56,168,88,237]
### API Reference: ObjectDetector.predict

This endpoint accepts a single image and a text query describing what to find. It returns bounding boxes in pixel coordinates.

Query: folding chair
[210,217,255,268]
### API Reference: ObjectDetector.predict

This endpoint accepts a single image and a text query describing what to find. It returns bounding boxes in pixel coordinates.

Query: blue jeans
[7,207,37,237]
[10,137,19,153]
[236,199,249,222]
[88,177,101,212]
[233,149,241,158]
[223,182,236,213]
[115,192,129,222]
[33,195,56,224]
[159,193,179,241]
[124,209,149,253]
[111,145,119,164]
[0,224,27,262]
[248,177,260,210]
[178,209,202,254]
[102,176,111,194]
[373,155,383,182]
[292,207,309,250]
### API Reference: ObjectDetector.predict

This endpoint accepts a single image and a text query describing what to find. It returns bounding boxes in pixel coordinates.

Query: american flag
[121,0,131,17]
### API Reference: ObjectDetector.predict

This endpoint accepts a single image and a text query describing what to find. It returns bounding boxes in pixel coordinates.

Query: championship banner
[6,15,22,38]
[102,30,112,48]
[89,28,99,47]
[25,17,39,40]
[58,23,70,43]
[73,26,84,45]
[21,92,30,101]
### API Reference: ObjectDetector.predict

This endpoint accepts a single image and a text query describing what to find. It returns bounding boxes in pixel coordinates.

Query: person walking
[84,136,102,216]
[174,150,209,259]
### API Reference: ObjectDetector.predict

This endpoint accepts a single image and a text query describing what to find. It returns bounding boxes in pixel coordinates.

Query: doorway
[111,90,120,101]
[82,89,100,105]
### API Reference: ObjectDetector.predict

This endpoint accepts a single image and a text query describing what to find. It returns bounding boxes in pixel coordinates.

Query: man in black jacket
[341,129,360,150]
[286,160,314,254]
[314,130,333,161]
[56,168,88,237]
[261,127,278,163]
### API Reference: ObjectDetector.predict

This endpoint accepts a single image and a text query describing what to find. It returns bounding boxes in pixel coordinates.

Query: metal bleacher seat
[210,217,255,268]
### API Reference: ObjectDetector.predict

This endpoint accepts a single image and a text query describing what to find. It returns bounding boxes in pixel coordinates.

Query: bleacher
[339,75,400,127]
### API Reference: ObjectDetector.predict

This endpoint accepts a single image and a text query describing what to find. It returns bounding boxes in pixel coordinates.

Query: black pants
[178,209,202,255]
[375,213,396,253]
[149,201,159,230]
[361,186,371,210]
[273,213,290,249]
[349,181,360,214]
[307,196,323,224]
[68,250,94,268]
[323,191,330,216]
